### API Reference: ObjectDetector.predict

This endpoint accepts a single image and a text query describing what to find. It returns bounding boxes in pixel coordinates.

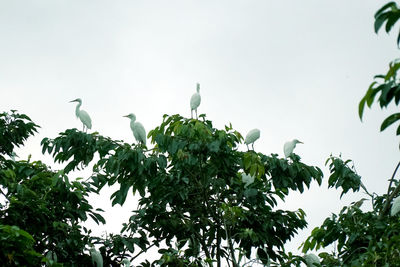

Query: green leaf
[375,12,390,33]
[375,2,397,19]
[380,113,400,131]
[89,213,99,224]
[379,83,393,105]
[256,247,268,260]
[94,213,106,224]
[364,82,378,107]
[397,30,400,47]
[244,188,258,198]
[122,238,135,253]
[358,97,366,120]
[385,12,400,33]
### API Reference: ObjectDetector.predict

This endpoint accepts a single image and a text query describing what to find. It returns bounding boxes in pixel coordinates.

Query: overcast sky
[1,0,399,262]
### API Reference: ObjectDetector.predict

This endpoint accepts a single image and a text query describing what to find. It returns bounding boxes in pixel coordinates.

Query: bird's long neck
[293,141,299,148]
[75,102,81,118]
[130,118,136,127]
[196,84,200,93]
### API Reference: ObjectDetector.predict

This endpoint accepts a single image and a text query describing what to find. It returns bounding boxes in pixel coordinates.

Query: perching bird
[303,253,320,267]
[352,198,368,209]
[90,247,103,267]
[241,173,255,188]
[190,83,201,119]
[391,196,400,216]
[244,129,260,150]
[124,113,146,145]
[283,139,303,158]
[70,98,92,132]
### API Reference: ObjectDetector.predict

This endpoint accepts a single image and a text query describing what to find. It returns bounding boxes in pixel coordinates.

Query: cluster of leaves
[359,1,400,138]
[0,111,109,266]
[0,111,38,157]
[0,225,43,266]
[0,158,106,265]
[325,156,361,198]
[303,198,400,266]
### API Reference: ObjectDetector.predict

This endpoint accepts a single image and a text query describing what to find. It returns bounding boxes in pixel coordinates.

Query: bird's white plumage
[304,253,320,267]
[90,247,103,267]
[391,196,400,216]
[284,139,303,158]
[244,129,260,150]
[124,113,146,145]
[190,83,201,118]
[70,98,92,131]
[241,173,255,188]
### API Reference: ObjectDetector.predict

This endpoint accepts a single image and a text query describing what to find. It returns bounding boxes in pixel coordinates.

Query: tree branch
[386,161,400,197]
[131,243,156,261]
[380,161,400,218]
[223,216,239,267]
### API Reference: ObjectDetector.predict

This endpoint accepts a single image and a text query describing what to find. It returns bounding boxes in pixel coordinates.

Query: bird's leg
[252,143,254,150]
[195,109,198,119]
[191,109,193,119]
[246,144,249,151]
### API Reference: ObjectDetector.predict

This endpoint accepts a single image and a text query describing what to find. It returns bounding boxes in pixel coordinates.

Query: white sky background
[1,0,400,263]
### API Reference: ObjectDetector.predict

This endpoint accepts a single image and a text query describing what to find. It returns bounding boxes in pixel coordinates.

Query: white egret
[124,113,146,145]
[89,247,103,267]
[244,129,260,150]
[241,173,255,188]
[70,98,92,132]
[303,253,320,267]
[283,139,303,158]
[391,196,400,216]
[190,83,201,119]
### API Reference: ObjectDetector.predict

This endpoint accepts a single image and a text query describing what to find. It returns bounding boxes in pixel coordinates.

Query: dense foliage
[40,114,327,266]
[1,2,400,266]
[0,112,102,266]
[1,109,329,266]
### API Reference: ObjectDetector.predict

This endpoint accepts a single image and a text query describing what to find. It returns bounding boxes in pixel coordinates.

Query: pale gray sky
[1,0,399,262]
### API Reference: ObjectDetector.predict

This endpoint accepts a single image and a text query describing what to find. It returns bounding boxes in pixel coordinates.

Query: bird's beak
[299,141,304,144]
[69,99,77,103]
[123,115,129,118]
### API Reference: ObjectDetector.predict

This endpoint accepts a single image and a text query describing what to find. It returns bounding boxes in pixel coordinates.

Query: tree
[0,111,105,266]
[41,114,325,266]
[302,2,400,266]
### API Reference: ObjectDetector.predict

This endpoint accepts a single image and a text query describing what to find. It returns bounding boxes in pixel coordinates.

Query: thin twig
[352,162,376,208]
[386,161,400,197]
[380,161,400,218]
[131,243,156,261]
[223,216,239,267]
